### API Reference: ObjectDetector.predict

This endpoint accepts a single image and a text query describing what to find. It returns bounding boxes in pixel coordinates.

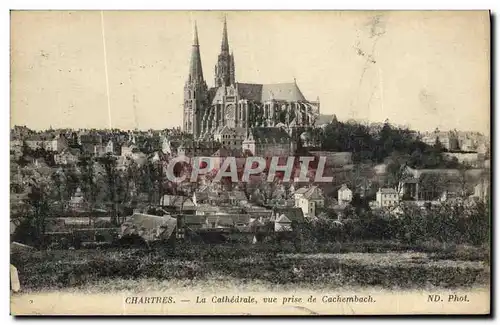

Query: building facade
[376,188,399,208]
[183,18,320,141]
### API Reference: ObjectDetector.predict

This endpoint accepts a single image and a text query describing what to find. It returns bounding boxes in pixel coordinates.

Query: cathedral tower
[214,17,235,87]
[183,22,208,139]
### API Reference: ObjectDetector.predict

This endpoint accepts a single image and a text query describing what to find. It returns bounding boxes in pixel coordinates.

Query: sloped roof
[248,127,291,144]
[275,214,292,223]
[120,213,177,242]
[303,186,324,200]
[378,188,398,194]
[182,214,205,225]
[213,147,244,157]
[273,207,305,222]
[80,134,102,144]
[295,187,309,195]
[160,195,195,208]
[316,114,335,125]
[236,82,306,102]
[229,190,247,201]
[339,184,351,192]
[236,83,263,102]
[215,126,246,136]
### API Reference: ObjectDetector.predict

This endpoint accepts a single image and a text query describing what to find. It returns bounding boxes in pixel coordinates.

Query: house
[294,187,309,206]
[390,206,405,218]
[195,204,221,216]
[48,134,69,153]
[228,190,248,205]
[399,166,484,201]
[54,148,80,165]
[271,207,305,232]
[104,139,120,155]
[160,195,196,213]
[331,203,350,220]
[177,140,220,157]
[68,187,87,211]
[161,137,173,155]
[242,204,273,219]
[192,185,211,205]
[299,130,321,148]
[202,215,241,229]
[120,213,177,244]
[121,143,138,157]
[25,134,44,151]
[242,127,296,157]
[25,134,68,152]
[337,184,353,204]
[421,130,460,151]
[79,134,103,155]
[472,177,490,203]
[376,188,399,208]
[135,136,162,154]
[294,185,324,217]
[213,126,246,150]
[10,139,23,153]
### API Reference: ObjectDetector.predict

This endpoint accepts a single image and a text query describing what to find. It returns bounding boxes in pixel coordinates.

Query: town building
[54,148,80,165]
[376,188,399,208]
[242,127,296,157]
[213,126,246,150]
[337,184,353,204]
[294,185,324,218]
[25,134,68,152]
[182,18,320,140]
[421,129,460,151]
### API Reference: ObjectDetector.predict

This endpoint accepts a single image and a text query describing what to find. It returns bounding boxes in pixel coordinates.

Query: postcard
[10,10,491,316]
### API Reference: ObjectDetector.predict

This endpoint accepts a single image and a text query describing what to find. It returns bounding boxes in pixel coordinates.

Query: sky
[10,10,490,133]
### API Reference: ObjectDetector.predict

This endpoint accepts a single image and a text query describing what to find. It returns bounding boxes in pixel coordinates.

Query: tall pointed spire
[214,15,234,87]
[193,21,199,46]
[188,21,204,84]
[221,15,229,53]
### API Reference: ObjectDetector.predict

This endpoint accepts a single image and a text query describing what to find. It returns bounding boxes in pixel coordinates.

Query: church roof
[215,125,246,136]
[316,114,335,125]
[236,82,307,102]
[247,127,291,144]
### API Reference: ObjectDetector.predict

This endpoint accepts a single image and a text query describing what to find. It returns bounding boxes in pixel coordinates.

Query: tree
[96,154,119,224]
[385,152,411,193]
[434,136,444,152]
[51,168,66,212]
[77,155,97,207]
[15,176,54,247]
[418,173,447,201]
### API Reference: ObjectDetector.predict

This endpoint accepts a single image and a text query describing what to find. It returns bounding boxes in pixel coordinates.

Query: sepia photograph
[9,10,491,316]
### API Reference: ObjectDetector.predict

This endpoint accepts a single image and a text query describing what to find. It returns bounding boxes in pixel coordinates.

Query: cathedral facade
[183,18,320,141]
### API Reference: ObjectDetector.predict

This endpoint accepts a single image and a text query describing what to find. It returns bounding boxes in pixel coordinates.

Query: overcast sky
[10,10,490,133]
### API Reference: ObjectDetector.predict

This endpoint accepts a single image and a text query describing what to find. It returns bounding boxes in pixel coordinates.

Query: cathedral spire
[221,15,229,53]
[193,21,199,46]
[184,21,207,139]
[188,21,204,84]
[214,16,234,87]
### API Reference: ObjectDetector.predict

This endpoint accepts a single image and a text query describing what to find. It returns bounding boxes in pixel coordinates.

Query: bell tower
[183,22,208,139]
[214,16,235,87]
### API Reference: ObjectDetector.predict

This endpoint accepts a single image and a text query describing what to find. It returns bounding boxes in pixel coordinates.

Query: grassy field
[11,240,490,292]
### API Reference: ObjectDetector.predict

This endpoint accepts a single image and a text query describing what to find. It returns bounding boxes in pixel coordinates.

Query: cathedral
[183,18,320,141]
